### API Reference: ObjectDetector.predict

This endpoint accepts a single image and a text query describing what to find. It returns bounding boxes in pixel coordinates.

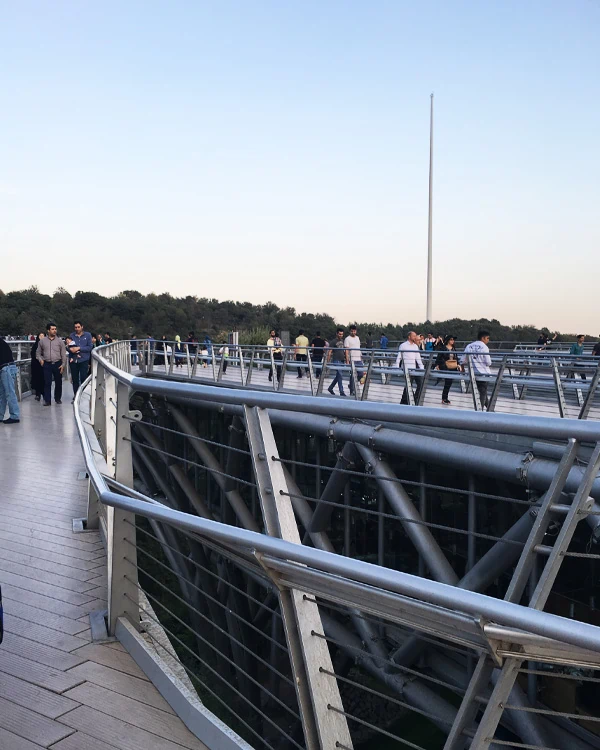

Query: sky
[1,0,598,331]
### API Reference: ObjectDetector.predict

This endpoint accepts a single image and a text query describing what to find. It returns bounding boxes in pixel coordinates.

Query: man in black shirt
[327,328,346,396]
[311,331,326,377]
[537,332,557,349]
[0,337,20,423]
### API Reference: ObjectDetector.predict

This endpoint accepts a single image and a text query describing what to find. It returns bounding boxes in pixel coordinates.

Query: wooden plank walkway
[0,387,207,750]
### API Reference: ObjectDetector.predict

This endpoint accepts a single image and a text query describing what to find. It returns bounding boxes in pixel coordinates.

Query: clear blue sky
[1,0,598,331]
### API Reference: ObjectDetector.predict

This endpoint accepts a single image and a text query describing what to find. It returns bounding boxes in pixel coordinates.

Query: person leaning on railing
[0,336,20,424]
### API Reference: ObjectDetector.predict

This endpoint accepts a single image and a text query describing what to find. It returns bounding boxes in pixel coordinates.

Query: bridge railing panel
[73,343,600,750]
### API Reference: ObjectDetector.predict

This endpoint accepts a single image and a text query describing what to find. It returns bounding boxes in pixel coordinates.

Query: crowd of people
[266,326,492,405]
[2,322,600,425]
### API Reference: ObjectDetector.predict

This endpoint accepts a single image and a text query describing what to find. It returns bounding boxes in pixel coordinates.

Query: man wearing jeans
[0,337,20,424]
[37,323,67,406]
[327,328,346,396]
[344,325,365,396]
[67,321,93,401]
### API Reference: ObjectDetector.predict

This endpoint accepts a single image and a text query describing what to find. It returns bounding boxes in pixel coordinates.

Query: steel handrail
[73,371,600,657]
[93,343,600,442]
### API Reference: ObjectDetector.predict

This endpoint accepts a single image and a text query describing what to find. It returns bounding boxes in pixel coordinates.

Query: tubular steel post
[470,442,600,748]
[243,405,353,750]
[579,361,600,419]
[316,356,328,395]
[487,356,507,413]
[216,348,225,382]
[361,350,376,401]
[504,439,578,605]
[349,359,359,400]
[277,349,289,392]
[245,347,255,386]
[417,351,434,406]
[306,350,315,395]
[442,653,494,750]
[107,380,140,635]
[551,358,567,418]
[466,356,482,411]
[402,354,416,406]
[358,446,459,585]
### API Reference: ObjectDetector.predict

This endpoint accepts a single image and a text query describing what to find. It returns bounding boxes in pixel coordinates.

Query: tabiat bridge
[3,339,600,750]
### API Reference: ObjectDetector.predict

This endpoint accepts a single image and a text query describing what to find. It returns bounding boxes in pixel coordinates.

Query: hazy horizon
[2,1,598,332]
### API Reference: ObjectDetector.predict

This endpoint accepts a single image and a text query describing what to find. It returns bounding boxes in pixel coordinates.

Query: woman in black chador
[31,333,45,401]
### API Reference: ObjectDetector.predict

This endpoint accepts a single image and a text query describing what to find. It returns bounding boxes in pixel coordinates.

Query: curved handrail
[74,364,600,657]
[93,343,600,442]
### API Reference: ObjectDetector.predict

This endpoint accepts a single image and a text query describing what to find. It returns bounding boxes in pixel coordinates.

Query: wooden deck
[0,387,207,750]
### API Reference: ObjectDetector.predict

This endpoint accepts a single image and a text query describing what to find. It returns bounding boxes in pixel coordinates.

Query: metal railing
[71,340,600,750]
[131,340,600,420]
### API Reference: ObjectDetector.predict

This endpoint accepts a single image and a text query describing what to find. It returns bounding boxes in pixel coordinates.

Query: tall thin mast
[426,93,434,323]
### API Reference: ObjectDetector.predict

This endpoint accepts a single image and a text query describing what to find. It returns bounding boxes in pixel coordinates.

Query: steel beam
[357,445,459,585]
[244,406,353,750]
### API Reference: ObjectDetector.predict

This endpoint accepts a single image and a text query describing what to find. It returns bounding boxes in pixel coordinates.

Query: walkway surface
[145,361,600,420]
[0,388,207,750]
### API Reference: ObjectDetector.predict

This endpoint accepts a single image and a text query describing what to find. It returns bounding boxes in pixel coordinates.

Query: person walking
[31,333,45,401]
[267,329,283,383]
[395,331,424,404]
[569,335,587,380]
[0,336,20,423]
[130,335,138,366]
[294,330,309,378]
[219,344,229,374]
[380,333,389,350]
[592,338,600,357]
[37,323,68,406]
[327,328,346,396]
[424,333,436,351]
[461,330,492,409]
[311,331,327,378]
[344,325,365,396]
[174,334,182,367]
[435,335,462,405]
[67,321,93,401]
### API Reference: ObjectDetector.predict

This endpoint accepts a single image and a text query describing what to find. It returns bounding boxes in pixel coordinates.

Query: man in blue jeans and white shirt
[67,321,93,402]
[0,337,20,424]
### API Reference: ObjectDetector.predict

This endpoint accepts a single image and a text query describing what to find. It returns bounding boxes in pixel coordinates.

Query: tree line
[0,286,589,344]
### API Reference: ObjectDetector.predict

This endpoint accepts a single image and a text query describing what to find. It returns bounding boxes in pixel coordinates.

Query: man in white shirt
[344,325,365,395]
[395,331,424,404]
[460,329,492,409]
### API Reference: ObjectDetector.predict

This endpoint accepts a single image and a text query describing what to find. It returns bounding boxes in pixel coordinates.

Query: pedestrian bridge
[3,340,600,750]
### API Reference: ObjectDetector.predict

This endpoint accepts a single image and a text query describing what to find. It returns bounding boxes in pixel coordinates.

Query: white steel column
[244,405,353,750]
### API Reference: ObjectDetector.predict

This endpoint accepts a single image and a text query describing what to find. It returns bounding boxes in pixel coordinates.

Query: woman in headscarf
[435,335,462,405]
[31,332,45,401]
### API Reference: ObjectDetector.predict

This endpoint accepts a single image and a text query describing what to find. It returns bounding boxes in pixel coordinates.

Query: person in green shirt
[294,329,309,379]
[569,335,587,380]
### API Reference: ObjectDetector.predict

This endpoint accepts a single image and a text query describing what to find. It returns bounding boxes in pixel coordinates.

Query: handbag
[445,359,458,370]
